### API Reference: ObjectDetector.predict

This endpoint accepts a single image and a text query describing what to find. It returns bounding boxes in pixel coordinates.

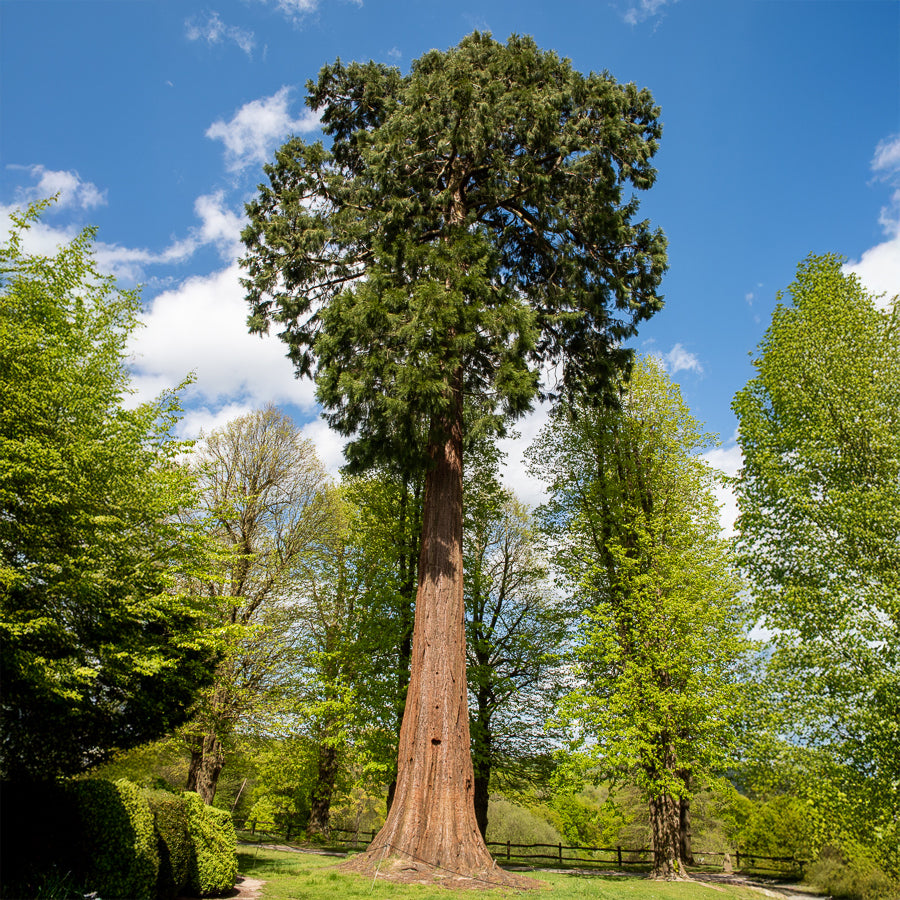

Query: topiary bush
[144,789,195,900]
[70,778,159,900]
[183,791,238,896]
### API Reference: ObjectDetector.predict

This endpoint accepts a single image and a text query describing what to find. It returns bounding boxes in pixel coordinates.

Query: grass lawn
[236,847,790,899]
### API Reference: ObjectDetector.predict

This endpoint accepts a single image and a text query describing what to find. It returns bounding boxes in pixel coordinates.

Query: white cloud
[872,134,900,175]
[299,417,347,477]
[845,235,900,308]
[128,263,318,412]
[656,342,703,376]
[497,400,553,510]
[206,87,321,172]
[844,133,900,308]
[186,11,255,56]
[622,0,678,25]
[10,165,106,210]
[95,192,245,280]
[703,440,742,537]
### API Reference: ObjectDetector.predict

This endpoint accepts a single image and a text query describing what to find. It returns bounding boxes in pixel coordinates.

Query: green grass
[236,847,789,899]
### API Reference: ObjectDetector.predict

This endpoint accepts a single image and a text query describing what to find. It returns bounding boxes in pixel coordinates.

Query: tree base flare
[338,850,542,890]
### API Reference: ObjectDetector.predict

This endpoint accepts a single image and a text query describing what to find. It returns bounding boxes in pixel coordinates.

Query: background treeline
[1,205,897,899]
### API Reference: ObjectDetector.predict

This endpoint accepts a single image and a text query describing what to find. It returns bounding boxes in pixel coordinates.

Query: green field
[236,847,801,900]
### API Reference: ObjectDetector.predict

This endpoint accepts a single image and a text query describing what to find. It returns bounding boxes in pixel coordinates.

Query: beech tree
[732,255,900,866]
[0,204,219,781]
[529,357,749,880]
[181,406,334,804]
[241,32,666,882]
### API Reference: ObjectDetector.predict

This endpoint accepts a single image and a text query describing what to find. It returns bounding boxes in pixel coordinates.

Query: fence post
[558,842,563,864]
[507,840,511,861]
[736,850,741,871]
[286,823,292,842]
[617,846,622,867]
[251,819,256,836]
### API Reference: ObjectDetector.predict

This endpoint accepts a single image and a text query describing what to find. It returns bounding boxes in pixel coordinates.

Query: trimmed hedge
[0,780,238,899]
[183,792,239,896]
[71,778,160,900]
[144,789,195,900]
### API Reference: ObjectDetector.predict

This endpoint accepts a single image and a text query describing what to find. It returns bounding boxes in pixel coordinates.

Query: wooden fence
[238,820,806,875]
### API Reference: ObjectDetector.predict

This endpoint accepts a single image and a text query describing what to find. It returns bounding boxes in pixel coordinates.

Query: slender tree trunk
[649,791,689,880]
[387,477,418,816]
[677,770,694,866]
[471,700,492,840]
[185,731,224,805]
[307,742,339,838]
[341,378,528,887]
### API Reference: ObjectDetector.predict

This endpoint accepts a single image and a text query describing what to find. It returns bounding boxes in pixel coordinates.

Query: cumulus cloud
[128,262,318,413]
[206,87,321,172]
[497,401,553,510]
[703,440,742,537]
[10,165,106,210]
[622,0,678,25]
[93,192,245,280]
[186,11,255,56]
[656,342,704,376]
[845,133,900,307]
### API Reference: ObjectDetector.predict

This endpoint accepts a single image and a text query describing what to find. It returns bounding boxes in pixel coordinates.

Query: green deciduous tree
[241,33,666,881]
[732,254,900,873]
[0,203,219,781]
[529,356,749,880]
[181,406,334,805]
[463,452,570,839]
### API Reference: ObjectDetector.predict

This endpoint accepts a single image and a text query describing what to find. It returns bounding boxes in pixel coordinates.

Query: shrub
[70,778,159,900]
[806,846,900,900]
[183,791,238,895]
[144,789,194,900]
[486,798,563,846]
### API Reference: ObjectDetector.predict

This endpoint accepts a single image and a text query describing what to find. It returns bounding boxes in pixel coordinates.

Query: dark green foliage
[241,32,666,472]
[0,204,220,781]
[144,790,194,900]
[183,791,238,896]
[70,779,160,900]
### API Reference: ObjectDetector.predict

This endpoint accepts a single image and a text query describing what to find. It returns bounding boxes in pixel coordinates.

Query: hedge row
[0,779,238,899]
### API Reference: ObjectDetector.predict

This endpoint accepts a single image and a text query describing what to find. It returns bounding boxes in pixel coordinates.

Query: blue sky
[2,0,898,524]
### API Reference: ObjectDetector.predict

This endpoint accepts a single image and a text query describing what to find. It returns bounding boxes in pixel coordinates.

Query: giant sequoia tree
[241,32,666,882]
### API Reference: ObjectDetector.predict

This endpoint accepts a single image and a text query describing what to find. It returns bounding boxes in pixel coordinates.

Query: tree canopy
[241,31,667,471]
[732,254,900,868]
[0,203,219,781]
[530,356,750,879]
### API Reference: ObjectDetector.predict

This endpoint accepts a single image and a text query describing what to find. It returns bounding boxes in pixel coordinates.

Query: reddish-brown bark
[340,383,534,889]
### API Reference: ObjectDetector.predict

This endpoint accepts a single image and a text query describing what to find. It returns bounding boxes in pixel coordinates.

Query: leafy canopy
[241,32,666,470]
[732,254,900,865]
[530,357,750,801]
[0,202,219,780]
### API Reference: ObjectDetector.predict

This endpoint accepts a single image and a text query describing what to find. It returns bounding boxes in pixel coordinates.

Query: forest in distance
[2,32,898,900]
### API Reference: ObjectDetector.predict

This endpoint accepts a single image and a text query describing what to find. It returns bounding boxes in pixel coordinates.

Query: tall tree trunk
[307,742,339,838]
[185,731,224,805]
[649,791,689,880]
[341,379,527,887]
